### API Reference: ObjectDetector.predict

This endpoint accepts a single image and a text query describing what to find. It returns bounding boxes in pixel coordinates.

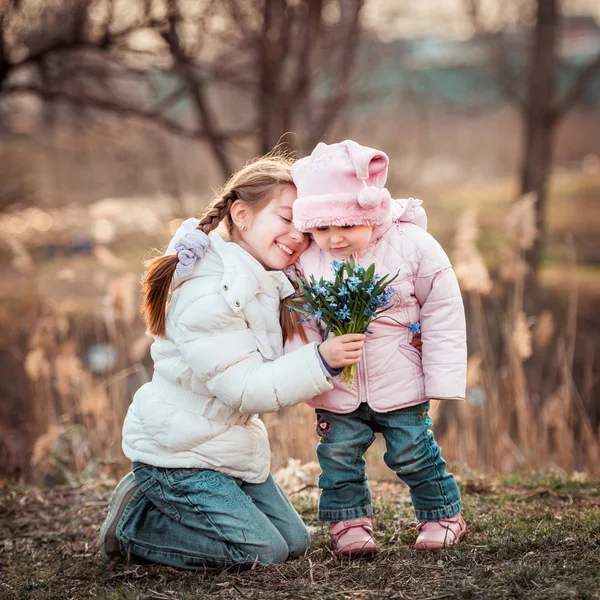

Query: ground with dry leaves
[1,472,599,600]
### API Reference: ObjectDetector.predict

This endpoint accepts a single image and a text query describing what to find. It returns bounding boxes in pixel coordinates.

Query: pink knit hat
[291,140,392,232]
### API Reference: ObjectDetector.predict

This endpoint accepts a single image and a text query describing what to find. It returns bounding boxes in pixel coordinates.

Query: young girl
[97,156,365,570]
[287,140,467,556]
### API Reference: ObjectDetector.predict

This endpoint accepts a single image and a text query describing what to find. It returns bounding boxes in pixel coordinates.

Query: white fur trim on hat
[293,191,392,232]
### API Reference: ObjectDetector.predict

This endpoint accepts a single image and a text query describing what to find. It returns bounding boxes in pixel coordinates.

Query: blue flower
[378,292,393,307]
[347,275,361,291]
[366,283,375,294]
[288,306,296,312]
[355,266,365,275]
[335,305,352,321]
[373,273,381,281]
[315,284,329,296]
[314,309,323,320]
[331,259,344,273]
[337,285,349,297]
[408,322,421,334]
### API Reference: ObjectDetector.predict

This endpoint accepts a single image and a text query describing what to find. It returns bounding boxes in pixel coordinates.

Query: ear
[230,200,250,230]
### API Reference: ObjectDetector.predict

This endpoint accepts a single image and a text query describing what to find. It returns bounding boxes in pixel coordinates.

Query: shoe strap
[416,516,463,537]
[331,518,373,540]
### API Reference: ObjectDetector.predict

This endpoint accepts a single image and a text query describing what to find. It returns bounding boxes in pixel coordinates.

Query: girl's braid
[197,191,235,235]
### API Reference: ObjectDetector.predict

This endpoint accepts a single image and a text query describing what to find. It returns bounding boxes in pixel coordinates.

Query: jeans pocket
[140,476,182,523]
[409,402,433,428]
[165,468,224,492]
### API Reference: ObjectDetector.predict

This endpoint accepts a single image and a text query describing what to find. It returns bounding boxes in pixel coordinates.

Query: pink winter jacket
[285,199,467,414]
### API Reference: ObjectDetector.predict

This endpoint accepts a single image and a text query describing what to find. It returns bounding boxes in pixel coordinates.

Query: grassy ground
[1,473,598,600]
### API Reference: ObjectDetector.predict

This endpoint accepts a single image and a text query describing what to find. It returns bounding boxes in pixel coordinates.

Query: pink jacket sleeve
[413,237,467,400]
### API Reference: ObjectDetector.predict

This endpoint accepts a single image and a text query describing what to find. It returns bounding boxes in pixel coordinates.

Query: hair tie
[174,230,210,278]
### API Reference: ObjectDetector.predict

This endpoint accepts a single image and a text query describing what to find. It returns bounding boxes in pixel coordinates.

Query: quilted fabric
[287,200,467,414]
[122,220,333,484]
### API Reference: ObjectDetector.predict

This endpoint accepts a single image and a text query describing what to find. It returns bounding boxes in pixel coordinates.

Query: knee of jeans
[384,434,438,475]
[258,536,290,565]
[318,441,359,467]
[286,526,310,559]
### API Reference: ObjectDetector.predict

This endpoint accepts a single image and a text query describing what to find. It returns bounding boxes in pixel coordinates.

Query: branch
[161,2,233,176]
[313,0,365,141]
[491,62,528,109]
[11,16,168,70]
[0,11,8,85]
[3,84,253,142]
[461,2,528,109]
[552,53,600,124]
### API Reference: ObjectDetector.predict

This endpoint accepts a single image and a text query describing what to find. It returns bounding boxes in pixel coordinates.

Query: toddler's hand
[319,334,365,369]
[411,333,423,352]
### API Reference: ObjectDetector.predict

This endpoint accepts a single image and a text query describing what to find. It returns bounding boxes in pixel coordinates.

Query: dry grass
[0,472,598,600]
[0,172,599,482]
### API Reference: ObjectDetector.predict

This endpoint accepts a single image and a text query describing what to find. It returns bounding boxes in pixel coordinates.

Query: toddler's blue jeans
[315,401,462,522]
[116,463,309,570]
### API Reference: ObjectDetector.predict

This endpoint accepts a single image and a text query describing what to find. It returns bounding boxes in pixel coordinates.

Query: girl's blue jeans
[315,401,462,522]
[116,463,310,570]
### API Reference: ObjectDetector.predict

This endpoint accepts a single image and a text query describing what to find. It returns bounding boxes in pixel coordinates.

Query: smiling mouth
[276,242,295,256]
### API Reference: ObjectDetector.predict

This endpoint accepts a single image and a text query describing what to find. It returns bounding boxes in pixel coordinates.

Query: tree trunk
[520,0,559,280]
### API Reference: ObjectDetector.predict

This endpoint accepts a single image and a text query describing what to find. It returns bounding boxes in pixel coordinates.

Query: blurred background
[1,0,599,484]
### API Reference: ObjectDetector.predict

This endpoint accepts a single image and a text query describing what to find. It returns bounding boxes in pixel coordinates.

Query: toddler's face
[310,225,374,258]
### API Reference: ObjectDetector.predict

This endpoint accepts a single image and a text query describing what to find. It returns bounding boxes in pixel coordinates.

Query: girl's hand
[411,333,423,353]
[319,334,365,369]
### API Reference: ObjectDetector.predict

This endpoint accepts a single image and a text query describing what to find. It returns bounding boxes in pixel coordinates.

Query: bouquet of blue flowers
[291,256,398,386]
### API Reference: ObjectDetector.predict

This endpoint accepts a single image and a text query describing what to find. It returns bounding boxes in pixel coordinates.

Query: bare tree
[466,0,600,280]
[0,0,253,177]
[1,0,367,180]
[252,0,365,154]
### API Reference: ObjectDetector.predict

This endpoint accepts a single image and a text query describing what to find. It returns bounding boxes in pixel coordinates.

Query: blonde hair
[142,154,307,344]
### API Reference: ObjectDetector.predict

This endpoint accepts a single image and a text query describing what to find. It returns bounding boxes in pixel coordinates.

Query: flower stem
[340,363,357,386]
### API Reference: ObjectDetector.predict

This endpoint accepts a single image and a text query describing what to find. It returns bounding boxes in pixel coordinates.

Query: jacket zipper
[356,352,367,404]
[360,351,368,405]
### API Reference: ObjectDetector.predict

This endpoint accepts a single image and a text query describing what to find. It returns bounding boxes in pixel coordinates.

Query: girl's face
[310,225,374,258]
[236,184,308,270]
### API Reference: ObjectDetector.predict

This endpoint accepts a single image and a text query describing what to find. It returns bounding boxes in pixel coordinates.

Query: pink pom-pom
[358,186,382,209]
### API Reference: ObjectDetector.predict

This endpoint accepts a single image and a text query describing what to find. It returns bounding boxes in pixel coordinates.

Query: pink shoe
[330,517,377,558]
[414,514,466,551]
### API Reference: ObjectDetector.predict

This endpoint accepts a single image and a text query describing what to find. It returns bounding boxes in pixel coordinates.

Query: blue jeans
[315,402,462,522]
[116,463,310,570]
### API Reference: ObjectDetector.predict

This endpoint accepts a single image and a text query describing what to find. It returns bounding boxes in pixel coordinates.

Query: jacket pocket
[398,342,423,368]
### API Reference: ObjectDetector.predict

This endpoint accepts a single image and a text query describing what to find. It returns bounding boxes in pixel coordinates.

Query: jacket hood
[390,198,427,230]
[367,198,427,250]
